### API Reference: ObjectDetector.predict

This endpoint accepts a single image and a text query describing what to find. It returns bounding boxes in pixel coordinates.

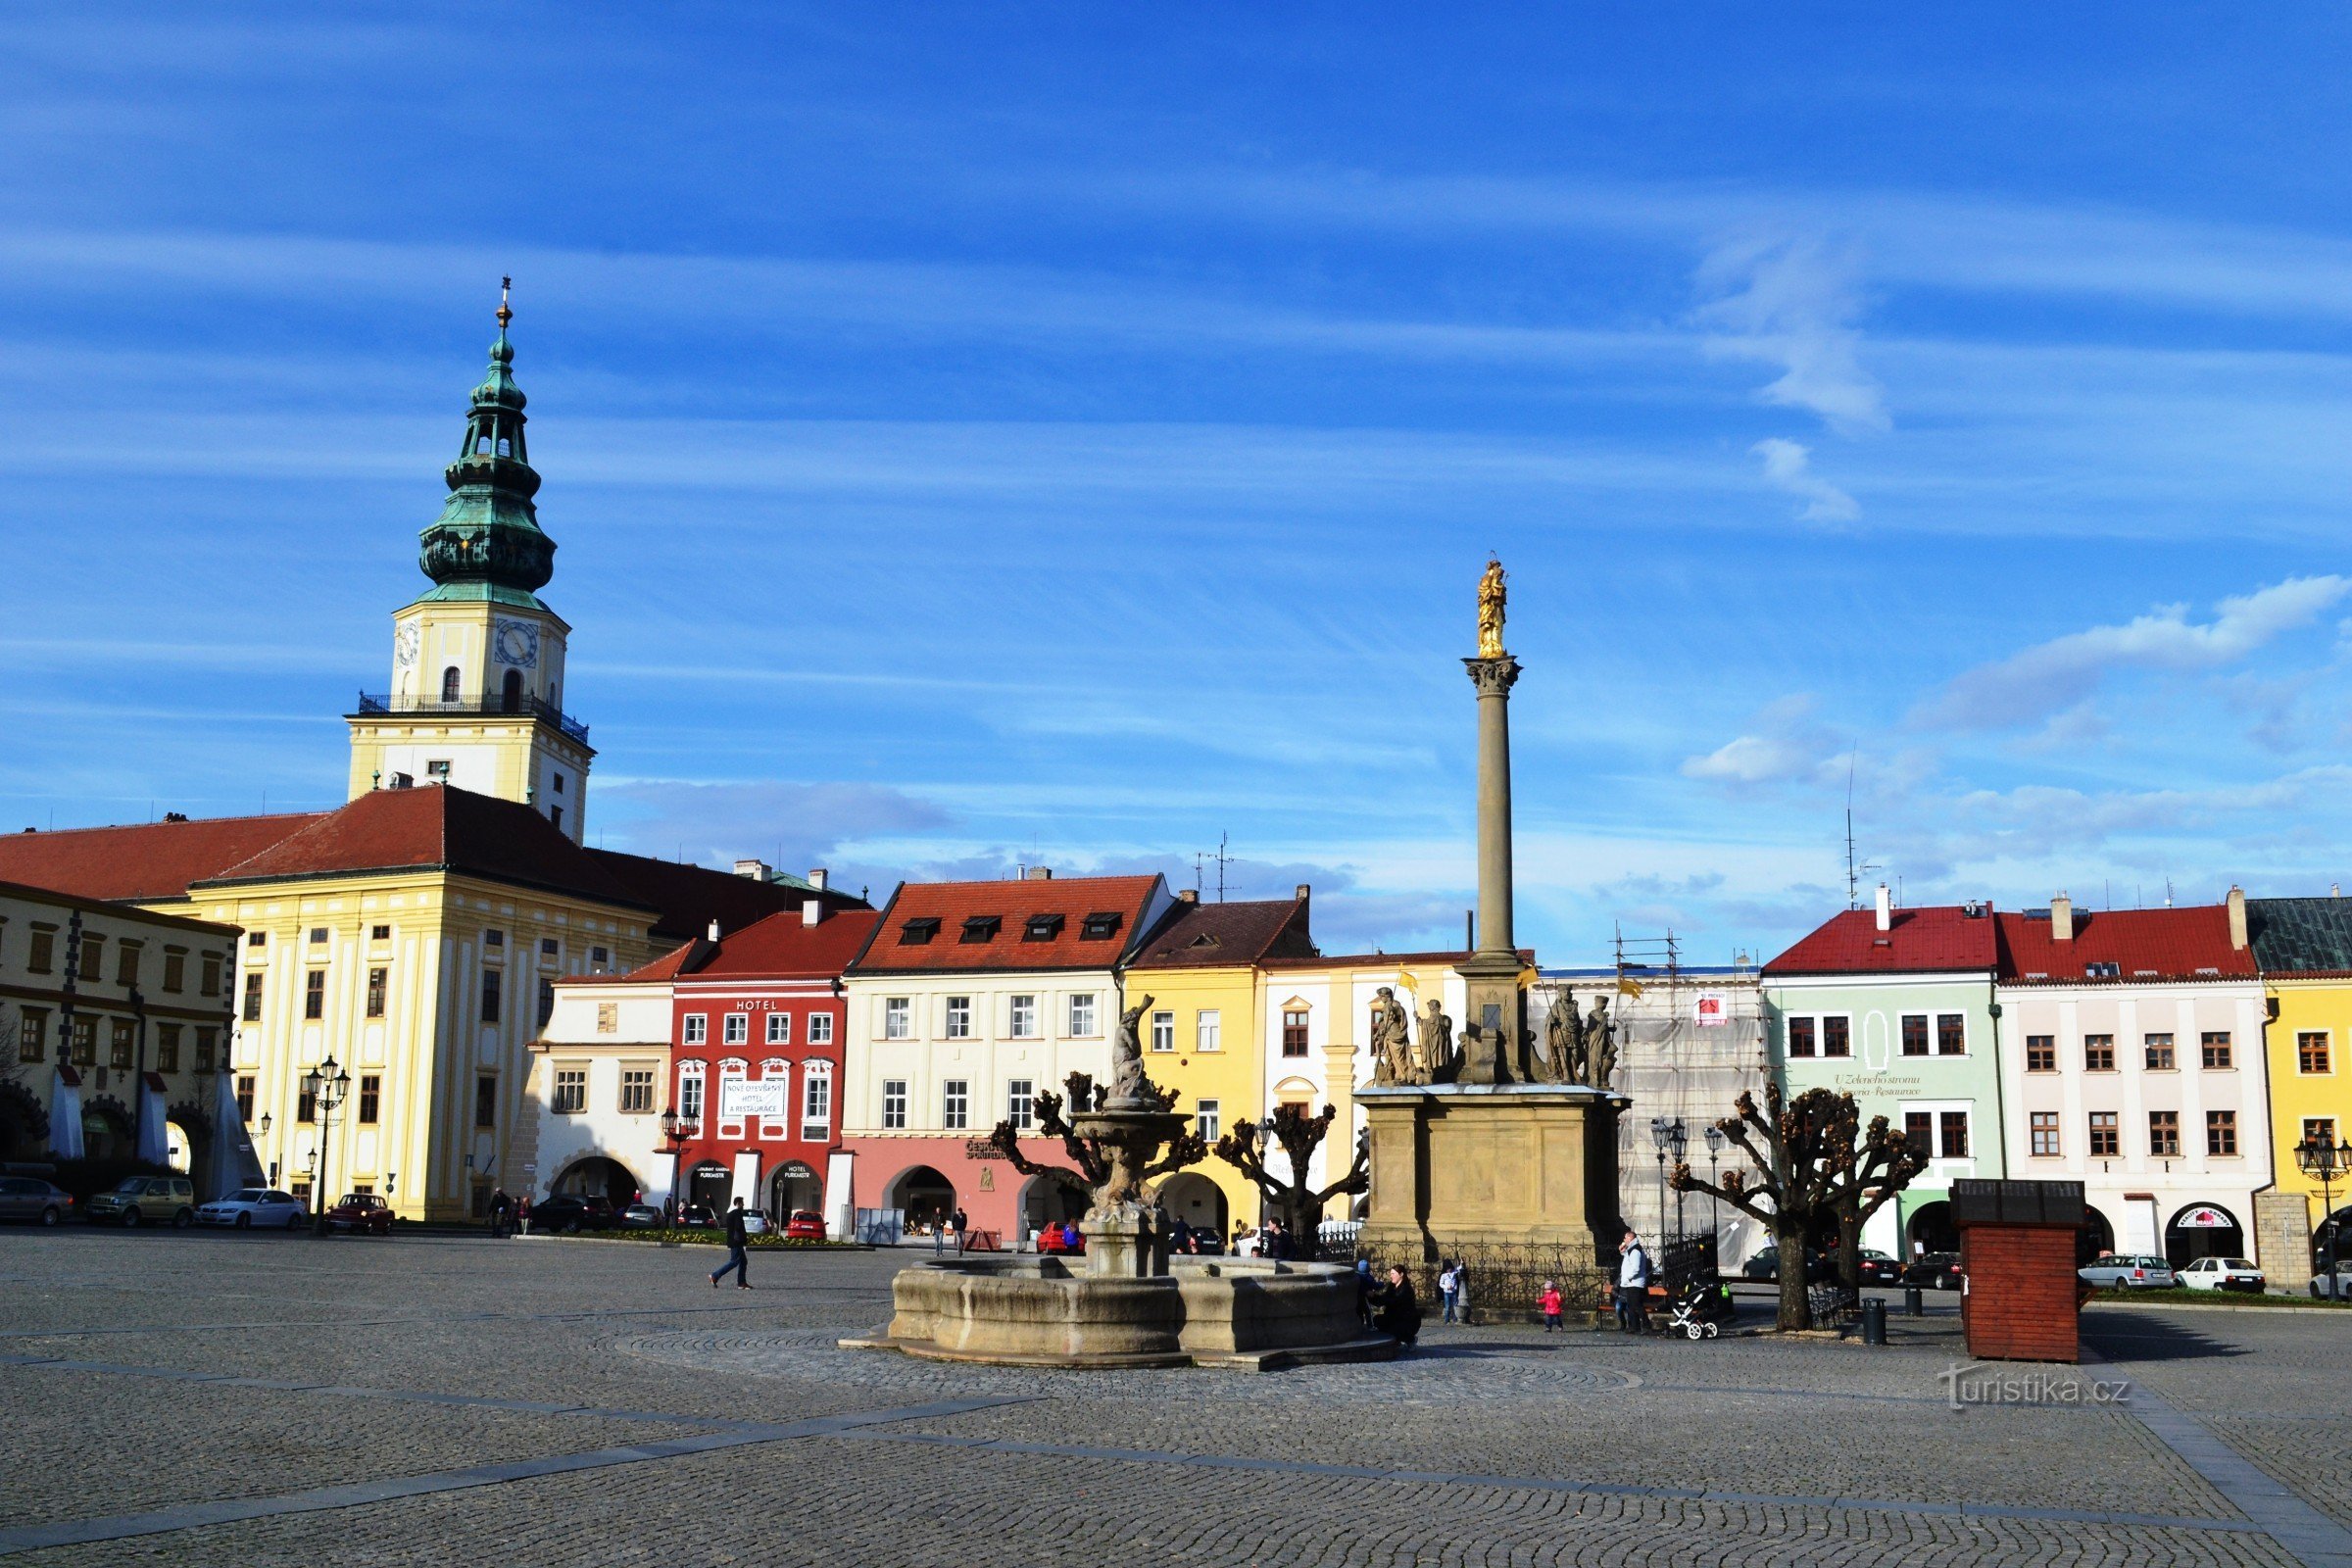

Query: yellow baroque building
[0,302,856,1219]
[2248,898,2352,1290]
[1125,889,1318,1237]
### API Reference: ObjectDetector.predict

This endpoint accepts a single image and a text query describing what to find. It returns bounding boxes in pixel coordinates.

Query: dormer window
[1189,932,1221,950]
[960,915,1002,944]
[2084,961,2120,979]
[898,917,940,946]
[1081,911,1123,941]
[1023,913,1065,943]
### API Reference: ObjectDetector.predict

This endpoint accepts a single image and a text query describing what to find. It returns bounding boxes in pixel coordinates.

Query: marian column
[1456,558,1526,1085]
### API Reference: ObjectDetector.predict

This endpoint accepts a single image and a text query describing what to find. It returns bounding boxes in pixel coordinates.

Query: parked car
[83,1175,197,1229]
[197,1189,307,1230]
[2079,1253,2179,1291]
[2307,1261,2352,1299]
[2179,1256,2264,1293]
[1855,1249,1903,1285]
[528,1195,619,1234]
[783,1209,825,1240]
[677,1204,715,1229]
[1740,1246,1833,1283]
[1904,1251,1966,1290]
[742,1209,769,1235]
[619,1203,665,1229]
[1036,1223,1086,1255]
[325,1193,393,1236]
[0,1175,74,1225]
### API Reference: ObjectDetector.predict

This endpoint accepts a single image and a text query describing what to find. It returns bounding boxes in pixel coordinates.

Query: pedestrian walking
[1616,1226,1650,1335]
[488,1187,510,1240]
[951,1206,968,1254]
[710,1197,753,1290]
[1540,1277,1564,1332]
[514,1194,530,1237]
[1439,1260,1460,1324]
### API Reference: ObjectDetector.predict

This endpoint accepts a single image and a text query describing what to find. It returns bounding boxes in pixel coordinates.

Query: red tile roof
[0,811,327,904]
[848,874,1165,974]
[586,848,865,944]
[1130,896,1318,970]
[1764,906,1999,977]
[683,908,882,980]
[1995,906,2255,984]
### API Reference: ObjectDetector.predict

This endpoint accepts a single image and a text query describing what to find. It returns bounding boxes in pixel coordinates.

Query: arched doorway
[82,1100,133,1162]
[768,1160,822,1219]
[554,1155,639,1207]
[887,1165,956,1238]
[1905,1199,1957,1257]
[2165,1202,2243,1268]
[1155,1172,1228,1240]
[501,669,524,712]
[1018,1172,1088,1239]
[2079,1204,2117,1265]
[0,1081,47,1161]
[686,1160,732,1216]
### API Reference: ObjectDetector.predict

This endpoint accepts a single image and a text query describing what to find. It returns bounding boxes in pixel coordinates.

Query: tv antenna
[1843,758,1880,910]
[1211,832,1231,903]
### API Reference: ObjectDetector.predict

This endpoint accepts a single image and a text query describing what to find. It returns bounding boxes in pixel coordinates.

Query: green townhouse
[1761,885,2007,1261]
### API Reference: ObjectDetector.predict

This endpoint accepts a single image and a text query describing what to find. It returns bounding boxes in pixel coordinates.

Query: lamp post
[2297,1130,2345,1300]
[258,1112,274,1186]
[1649,1117,1671,1243]
[1703,1123,1724,1239]
[304,1056,351,1236]
[1667,1118,1689,1242]
[660,1107,699,1225]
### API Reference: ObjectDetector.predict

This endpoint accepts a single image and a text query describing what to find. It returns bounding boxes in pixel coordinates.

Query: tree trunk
[1775,1213,1813,1331]
[1836,1208,1863,1296]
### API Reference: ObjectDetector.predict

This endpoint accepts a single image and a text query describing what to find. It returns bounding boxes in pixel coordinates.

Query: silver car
[197,1189,307,1230]
[2079,1253,2178,1290]
[0,1176,74,1226]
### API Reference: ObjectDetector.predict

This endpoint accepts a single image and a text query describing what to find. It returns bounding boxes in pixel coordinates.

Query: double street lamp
[659,1106,700,1224]
[304,1056,352,1236]
[2296,1129,2346,1301]
[1649,1117,1688,1242]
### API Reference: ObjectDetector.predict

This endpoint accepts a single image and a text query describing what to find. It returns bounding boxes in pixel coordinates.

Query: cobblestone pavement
[0,1229,2341,1567]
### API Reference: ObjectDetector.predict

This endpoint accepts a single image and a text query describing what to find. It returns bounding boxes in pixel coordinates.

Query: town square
[5,8,2352,1567]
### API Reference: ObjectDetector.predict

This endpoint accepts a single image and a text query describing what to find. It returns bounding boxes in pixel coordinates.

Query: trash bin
[1903,1286,1924,1316]
[1860,1295,1886,1345]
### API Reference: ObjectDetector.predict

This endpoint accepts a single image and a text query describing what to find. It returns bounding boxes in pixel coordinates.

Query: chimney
[2228,885,2247,951]
[733,858,771,882]
[2051,893,2073,943]
[1026,866,1053,881]
[1874,882,1891,933]
[1295,882,1310,904]
[1176,888,1199,904]
[707,918,721,942]
[802,899,821,928]
[807,867,828,891]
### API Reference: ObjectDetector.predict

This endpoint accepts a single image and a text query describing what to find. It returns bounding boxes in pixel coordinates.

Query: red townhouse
[667,900,879,1231]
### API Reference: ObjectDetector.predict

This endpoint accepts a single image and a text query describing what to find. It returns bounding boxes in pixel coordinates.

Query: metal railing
[353,692,589,745]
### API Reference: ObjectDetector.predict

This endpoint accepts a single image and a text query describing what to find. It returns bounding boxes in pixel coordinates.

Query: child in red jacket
[1540,1279,1564,1333]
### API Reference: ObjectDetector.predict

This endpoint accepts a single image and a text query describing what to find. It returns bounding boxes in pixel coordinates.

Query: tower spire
[416,279,554,606]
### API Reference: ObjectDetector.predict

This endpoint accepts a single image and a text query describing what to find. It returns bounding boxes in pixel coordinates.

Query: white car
[197,1189,308,1230]
[2078,1254,2179,1290]
[2178,1256,2264,1293]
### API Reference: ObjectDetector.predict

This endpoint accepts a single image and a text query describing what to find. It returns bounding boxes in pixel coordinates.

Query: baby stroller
[1667,1277,1737,1340]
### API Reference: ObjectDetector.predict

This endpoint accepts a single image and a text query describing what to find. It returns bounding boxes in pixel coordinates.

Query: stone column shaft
[1465,656,1520,959]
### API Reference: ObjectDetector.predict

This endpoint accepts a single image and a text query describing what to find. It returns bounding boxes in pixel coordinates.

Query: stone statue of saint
[1543,989,1580,1084]
[1111,992,1153,1102]
[1584,995,1617,1091]
[1418,997,1453,1079]
[1476,557,1507,659]
[1368,987,1414,1085]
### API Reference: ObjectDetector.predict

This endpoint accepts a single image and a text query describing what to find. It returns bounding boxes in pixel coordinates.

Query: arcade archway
[768,1160,823,1219]
[886,1164,956,1237]
[1155,1172,1229,1240]
[2165,1202,2243,1268]
[1905,1200,1957,1257]
[553,1155,639,1207]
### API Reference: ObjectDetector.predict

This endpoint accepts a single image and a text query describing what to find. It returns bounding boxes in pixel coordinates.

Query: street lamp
[1703,1123,1724,1239]
[304,1056,351,1236]
[1649,1117,1672,1243]
[1667,1119,1689,1242]
[2296,1130,2346,1300]
[660,1106,699,1225]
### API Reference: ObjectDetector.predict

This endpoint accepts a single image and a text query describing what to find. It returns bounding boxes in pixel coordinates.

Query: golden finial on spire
[496,275,514,331]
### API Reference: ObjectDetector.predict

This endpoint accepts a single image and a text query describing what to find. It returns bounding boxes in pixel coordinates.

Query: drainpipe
[1985,971,2006,1186]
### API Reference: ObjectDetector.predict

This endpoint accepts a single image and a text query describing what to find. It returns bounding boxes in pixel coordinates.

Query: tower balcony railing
[353,691,590,745]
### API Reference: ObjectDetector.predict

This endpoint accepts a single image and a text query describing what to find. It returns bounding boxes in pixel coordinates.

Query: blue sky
[7,8,2352,962]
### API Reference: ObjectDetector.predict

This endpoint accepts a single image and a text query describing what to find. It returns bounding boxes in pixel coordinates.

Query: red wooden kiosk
[1954,1179,2087,1363]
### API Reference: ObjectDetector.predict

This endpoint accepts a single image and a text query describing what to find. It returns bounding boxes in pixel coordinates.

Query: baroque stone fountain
[842,994,1396,1370]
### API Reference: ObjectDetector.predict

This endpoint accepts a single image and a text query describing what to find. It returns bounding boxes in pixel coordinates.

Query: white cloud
[1681,694,1846,788]
[1695,237,1889,436]
[1748,438,1860,523]
[1922,574,2352,730]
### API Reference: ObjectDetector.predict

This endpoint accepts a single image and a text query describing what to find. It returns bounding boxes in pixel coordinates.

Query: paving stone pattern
[0,1229,2335,1567]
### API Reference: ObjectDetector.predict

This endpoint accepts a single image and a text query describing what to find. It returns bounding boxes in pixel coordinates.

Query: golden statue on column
[1476,556,1507,658]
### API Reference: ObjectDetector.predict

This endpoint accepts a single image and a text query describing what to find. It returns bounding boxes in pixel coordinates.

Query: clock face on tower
[493,619,539,669]
[394,623,419,668]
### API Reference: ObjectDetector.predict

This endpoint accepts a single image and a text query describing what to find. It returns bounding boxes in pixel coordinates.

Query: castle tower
[346,283,595,841]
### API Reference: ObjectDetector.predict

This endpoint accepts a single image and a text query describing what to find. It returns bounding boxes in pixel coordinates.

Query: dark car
[325,1193,393,1235]
[0,1175,74,1226]
[1855,1249,1903,1285]
[528,1196,618,1235]
[1904,1251,1965,1290]
[619,1203,665,1229]
[1740,1246,1833,1283]
[677,1204,715,1229]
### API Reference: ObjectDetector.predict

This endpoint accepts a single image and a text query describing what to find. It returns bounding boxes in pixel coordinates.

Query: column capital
[1462,655,1521,697]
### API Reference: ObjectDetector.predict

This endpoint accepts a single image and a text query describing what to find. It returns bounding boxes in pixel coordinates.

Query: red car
[325,1193,393,1236]
[1036,1223,1086,1255]
[783,1209,825,1240]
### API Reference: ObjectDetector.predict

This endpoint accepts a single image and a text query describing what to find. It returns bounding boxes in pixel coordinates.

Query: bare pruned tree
[1214,1102,1368,1259]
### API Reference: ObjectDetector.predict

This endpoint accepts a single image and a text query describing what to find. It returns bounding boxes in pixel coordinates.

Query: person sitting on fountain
[1370,1263,1423,1347]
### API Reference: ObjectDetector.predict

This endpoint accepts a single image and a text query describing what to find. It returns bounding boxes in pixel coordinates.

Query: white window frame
[1006,1077,1035,1131]
[942,1079,969,1131]
[553,1065,587,1115]
[1196,1098,1221,1143]
[882,1079,907,1130]
[678,1065,706,1124]
[759,1059,790,1140]
[1008,995,1038,1040]
[808,1012,835,1046]
[1151,1009,1174,1053]
[1781,1011,1852,1060]
[883,998,911,1041]
[945,996,973,1041]
[765,1011,792,1045]
[1068,993,1098,1037]
[802,1061,833,1137]
[723,1012,750,1046]
[683,1013,708,1046]
[1196,1009,1221,1053]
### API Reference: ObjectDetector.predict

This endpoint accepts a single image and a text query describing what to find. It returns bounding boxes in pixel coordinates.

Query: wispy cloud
[1682,696,1847,789]
[1747,437,1859,523]
[1921,575,2352,730]
[1694,237,1888,436]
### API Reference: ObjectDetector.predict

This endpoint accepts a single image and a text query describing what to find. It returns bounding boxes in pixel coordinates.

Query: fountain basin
[841,1254,1397,1371]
